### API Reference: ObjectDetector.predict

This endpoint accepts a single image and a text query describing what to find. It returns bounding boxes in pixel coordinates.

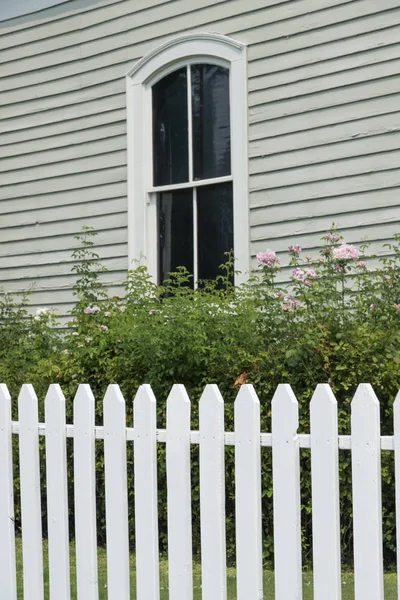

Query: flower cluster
[256,249,279,267]
[83,305,101,314]
[332,243,360,261]
[288,245,302,255]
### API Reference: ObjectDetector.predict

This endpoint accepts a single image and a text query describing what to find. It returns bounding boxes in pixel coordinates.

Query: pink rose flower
[332,243,360,261]
[100,325,108,331]
[292,268,305,281]
[304,279,312,287]
[288,245,302,254]
[84,307,93,314]
[91,305,101,314]
[358,261,367,268]
[305,268,317,278]
[257,249,279,267]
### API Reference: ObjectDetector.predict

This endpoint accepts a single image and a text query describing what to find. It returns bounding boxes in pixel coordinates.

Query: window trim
[126,33,250,284]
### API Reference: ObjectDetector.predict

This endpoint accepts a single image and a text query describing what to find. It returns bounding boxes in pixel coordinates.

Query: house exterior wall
[1,0,400,316]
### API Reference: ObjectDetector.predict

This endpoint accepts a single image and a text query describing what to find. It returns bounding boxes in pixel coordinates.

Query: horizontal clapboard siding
[1,0,400,313]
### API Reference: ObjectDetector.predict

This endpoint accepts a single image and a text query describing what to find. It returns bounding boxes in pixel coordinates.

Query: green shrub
[3,226,400,567]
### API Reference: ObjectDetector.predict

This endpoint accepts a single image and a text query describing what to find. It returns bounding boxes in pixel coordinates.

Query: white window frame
[126,33,250,284]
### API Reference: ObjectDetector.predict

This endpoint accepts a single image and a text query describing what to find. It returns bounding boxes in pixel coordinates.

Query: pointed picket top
[394,389,400,423]
[74,384,95,418]
[18,383,39,415]
[45,384,66,420]
[272,384,298,438]
[351,384,381,441]
[134,383,157,421]
[0,383,11,428]
[200,384,224,411]
[103,385,127,437]
[352,383,380,409]
[234,384,260,420]
[310,384,338,437]
[167,384,191,426]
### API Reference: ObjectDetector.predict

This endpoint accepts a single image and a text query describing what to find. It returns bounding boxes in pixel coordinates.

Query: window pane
[158,189,193,283]
[152,68,189,186]
[192,64,231,180]
[197,182,233,282]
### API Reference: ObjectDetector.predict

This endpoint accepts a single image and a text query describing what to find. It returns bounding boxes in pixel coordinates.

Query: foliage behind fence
[2,226,400,567]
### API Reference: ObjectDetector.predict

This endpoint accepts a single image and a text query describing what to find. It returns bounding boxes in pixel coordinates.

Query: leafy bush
[3,226,400,567]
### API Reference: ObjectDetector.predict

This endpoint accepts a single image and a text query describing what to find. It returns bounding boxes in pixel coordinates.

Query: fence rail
[1,381,399,600]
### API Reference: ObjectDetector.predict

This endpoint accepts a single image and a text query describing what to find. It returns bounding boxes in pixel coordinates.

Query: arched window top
[126,33,246,86]
[125,33,249,285]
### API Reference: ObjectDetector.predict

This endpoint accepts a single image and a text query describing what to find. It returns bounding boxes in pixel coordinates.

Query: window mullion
[187,64,193,183]
[193,187,198,289]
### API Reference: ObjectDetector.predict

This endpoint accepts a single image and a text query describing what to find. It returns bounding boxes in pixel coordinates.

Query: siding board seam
[0,1,386,81]
[250,90,400,124]
[250,109,400,142]
[0,121,125,149]
[0,209,128,231]
[251,166,400,193]
[0,140,125,170]
[251,222,400,243]
[0,197,126,217]
[251,129,400,160]
[250,184,400,210]
[0,0,323,50]
[251,146,400,174]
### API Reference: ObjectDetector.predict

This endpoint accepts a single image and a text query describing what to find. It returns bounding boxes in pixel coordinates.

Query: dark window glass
[152,68,189,186]
[197,182,233,282]
[192,64,231,180]
[158,189,193,283]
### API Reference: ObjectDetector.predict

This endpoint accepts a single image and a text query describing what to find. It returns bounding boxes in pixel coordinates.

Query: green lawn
[14,538,397,599]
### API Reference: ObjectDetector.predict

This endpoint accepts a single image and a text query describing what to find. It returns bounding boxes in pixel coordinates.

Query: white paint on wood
[351,384,384,600]
[45,384,70,600]
[18,384,44,600]
[310,384,341,600]
[166,384,193,600]
[234,384,263,600]
[103,385,130,600]
[272,383,302,600]
[134,384,160,600]
[0,384,17,600]
[199,384,226,600]
[393,390,400,600]
[73,384,98,600]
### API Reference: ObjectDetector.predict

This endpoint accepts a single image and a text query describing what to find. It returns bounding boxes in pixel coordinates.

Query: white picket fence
[0,382,399,600]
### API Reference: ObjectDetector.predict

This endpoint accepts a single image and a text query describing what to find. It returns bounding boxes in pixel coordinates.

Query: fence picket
[103,385,130,599]
[351,384,384,600]
[199,385,227,600]
[73,385,98,600]
[310,384,341,600]
[235,384,263,600]
[166,385,193,600]
[45,384,70,600]
[272,384,302,600]
[394,391,400,600]
[0,384,16,600]
[18,384,44,600]
[134,384,160,600]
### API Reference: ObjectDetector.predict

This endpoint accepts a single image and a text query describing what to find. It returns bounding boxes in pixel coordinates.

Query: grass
[15,537,397,599]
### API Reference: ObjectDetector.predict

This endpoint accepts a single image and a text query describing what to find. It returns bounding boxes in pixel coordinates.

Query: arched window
[126,33,249,285]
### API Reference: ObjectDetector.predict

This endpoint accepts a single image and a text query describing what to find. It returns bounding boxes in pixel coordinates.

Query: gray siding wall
[1,0,400,316]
